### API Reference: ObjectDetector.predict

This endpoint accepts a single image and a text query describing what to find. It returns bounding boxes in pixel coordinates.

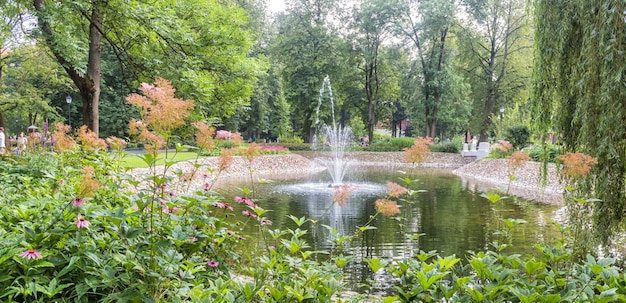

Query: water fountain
[312,75,356,185]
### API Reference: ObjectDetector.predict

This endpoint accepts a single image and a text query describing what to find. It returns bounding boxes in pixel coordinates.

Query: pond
[219,167,562,293]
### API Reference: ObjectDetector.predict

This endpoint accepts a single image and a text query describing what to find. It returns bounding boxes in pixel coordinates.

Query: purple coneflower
[207,260,219,267]
[72,197,86,207]
[76,214,91,228]
[19,249,42,259]
[242,210,257,218]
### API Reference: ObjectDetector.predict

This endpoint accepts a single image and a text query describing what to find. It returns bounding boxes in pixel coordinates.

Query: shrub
[360,145,404,152]
[528,144,560,162]
[370,137,415,150]
[278,134,304,144]
[218,139,235,149]
[490,139,514,158]
[505,125,530,149]
[429,143,459,153]
[274,142,312,151]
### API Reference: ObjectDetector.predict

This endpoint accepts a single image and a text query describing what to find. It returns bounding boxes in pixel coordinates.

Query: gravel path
[130,152,563,205]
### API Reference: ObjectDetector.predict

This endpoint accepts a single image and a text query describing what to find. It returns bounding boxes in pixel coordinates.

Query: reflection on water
[221,168,562,292]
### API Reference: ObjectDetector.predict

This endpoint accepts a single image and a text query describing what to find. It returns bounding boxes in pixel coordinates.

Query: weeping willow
[533,0,626,245]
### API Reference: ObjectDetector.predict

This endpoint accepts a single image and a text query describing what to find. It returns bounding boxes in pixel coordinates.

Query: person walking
[17,132,27,155]
[0,127,6,155]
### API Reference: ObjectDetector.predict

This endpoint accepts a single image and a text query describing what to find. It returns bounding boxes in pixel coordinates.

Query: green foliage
[217,140,235,149]
[505,125,530,149]
[460,0,532,140]
[121,151,201,169]
[272,0,344,141]
[386,245,626,303]
[278,134,304,144]
[371,137,415,149]
[528,144,559,163]
[272,142,311,151]
[1,45,70,131]
[533,0,626,244]
[429,143,459,153]
[361,145,406,152]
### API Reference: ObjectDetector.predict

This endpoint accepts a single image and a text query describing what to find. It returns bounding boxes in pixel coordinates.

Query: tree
[350,0,401,142]
[272,0,342,142]
[1,45,70,133]
[25,0,261,136]
[533,0,626,244]
[395,0,458,138]
[0,1,25,129]
[242,65,291,141]
[459,0,529,141]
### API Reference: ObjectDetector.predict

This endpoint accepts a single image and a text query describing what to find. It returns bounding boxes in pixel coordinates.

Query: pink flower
[215,202,234,211]
[19,249,42,259]
[75,214,91,228]
[72,197,86,207]
[386,182,408,198]
[242,210,257,218]
[260,219,272,225]
[215,130,232,140]
[235,196,256,207]
[207,260,219,267]
[162,206,180,213]
[189,236,198,242]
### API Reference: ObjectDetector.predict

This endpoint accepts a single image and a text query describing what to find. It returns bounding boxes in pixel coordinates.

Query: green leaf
[383,296,401,303]
[524,260,545,275]
[55,256,80,278]
[365,257,388,273]
[481,192,504,203]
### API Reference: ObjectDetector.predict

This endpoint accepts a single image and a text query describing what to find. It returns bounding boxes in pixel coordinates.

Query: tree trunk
[0,111,5,130]
[34,0,103,136]
[84,7,103,136]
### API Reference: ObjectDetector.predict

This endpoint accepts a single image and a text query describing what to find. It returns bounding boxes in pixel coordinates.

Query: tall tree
[534,0,626,244]
[350,0,401,142]
[24,0,261,136]
[459,0,529,141]
[272,0,341,142]
[243,65,291,141]
[396,0,457,138]
[2,45,70,132]
[0,1,25,129]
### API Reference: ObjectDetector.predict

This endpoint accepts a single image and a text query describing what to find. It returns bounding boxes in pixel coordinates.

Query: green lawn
[121,151,203,169]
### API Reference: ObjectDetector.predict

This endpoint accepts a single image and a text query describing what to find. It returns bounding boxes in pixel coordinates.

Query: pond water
[220,168,562,293]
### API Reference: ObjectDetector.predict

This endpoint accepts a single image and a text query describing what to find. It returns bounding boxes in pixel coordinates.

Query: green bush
[505,125,531,149]
[274,142,312,151]
[384,245,625,302]
[360,145,405,152]
[365,137,415,151]
[429,143,459,153]
[218,139,235,149]
[528,144,560,162]
[278,134,304,144]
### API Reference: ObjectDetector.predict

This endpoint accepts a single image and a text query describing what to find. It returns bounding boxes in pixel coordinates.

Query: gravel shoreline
[130,152,563,205]
[452,158,563,205]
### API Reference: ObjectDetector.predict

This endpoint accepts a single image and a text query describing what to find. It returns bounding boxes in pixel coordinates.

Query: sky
[267,0,286,13]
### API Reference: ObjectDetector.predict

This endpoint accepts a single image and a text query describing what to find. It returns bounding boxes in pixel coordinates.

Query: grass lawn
[121,151,203,169]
